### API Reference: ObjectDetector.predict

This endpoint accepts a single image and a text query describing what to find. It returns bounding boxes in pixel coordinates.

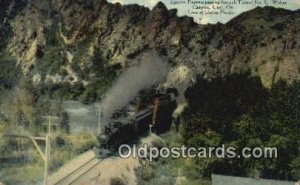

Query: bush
[181,74,300,180]
[0,53,19,90]
[139,164,156,181]
[1,163,43,185]
[110,177,126,185]
[66,133,97,154]
[38,46,66,75]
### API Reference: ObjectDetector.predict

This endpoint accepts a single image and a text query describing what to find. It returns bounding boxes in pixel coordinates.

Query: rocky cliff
[0,0,299,90]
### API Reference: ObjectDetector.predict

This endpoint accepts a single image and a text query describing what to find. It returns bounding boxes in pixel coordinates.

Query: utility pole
[0,134,48,185]
[44,135,49,185]
[97,105,102,135]
[41,115,59,185]
[0,115,59,185]
[42,116,59,135]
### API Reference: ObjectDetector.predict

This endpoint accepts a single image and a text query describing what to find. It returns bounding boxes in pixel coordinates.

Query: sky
[107,0,300,24]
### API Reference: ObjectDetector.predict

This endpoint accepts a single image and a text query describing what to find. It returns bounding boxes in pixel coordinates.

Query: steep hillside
[0,0,299,92]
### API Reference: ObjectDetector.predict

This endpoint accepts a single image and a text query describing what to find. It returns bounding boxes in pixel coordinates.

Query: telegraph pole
[42,115,58,185]
[0,115,59,185]
[0,134,48,185]
[97,105,102,135]
[42,116,59,135]
[44,135,49,185]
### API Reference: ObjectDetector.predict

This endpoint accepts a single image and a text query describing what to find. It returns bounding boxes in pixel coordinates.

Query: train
[97,89,178,157]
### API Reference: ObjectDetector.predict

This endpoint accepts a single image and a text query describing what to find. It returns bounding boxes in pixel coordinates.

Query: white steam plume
[163,64,196,118]
[101,52,169,118]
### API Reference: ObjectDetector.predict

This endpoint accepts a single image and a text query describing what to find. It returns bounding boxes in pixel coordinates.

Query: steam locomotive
[97,89,177,157]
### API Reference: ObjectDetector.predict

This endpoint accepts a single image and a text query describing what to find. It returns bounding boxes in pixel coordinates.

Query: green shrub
[110,177,126,185]
[139,164,156,181]
[181,74,300,180]
[0,53,19,90]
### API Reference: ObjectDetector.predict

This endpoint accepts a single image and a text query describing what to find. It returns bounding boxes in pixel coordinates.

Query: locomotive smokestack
[152,98,160,126]
[136,96,142,114]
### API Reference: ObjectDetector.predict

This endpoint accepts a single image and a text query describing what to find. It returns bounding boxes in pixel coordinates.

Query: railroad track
[48,150,103,185]
[53,158,102,185]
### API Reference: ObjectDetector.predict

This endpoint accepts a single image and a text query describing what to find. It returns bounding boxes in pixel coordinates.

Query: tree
[180,73,300,181]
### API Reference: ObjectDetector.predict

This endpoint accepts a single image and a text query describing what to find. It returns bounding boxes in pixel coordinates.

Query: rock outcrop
[0,0,299,88]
